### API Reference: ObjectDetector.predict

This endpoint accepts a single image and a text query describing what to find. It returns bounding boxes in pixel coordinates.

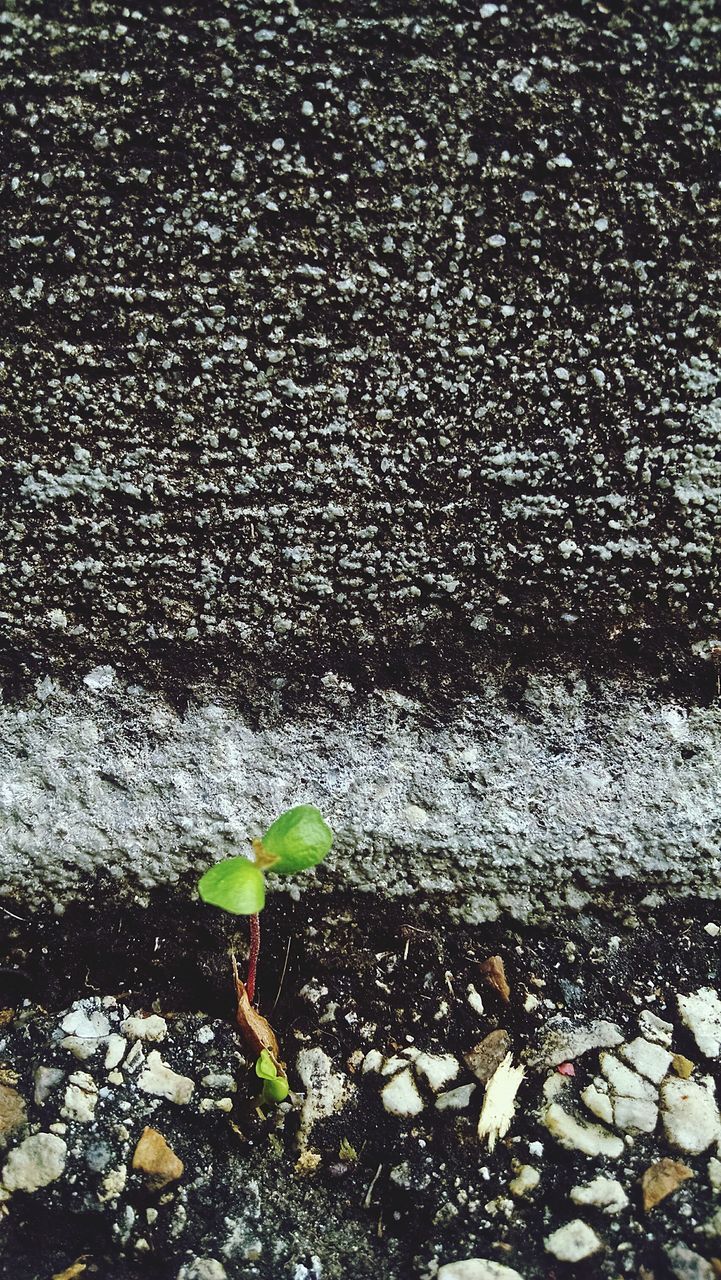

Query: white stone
[105,1035,127,1070]
[121,1014,168,1042]
[509,1165,540,1197]
[381,1068,424,1117]
[532,1018,623,1067]
[570,1176,629,1215]
[177,1261,228,1280]
[661,1076,721,1154]
[296,1048,352,1144]
[83,665,115,691]
[620,1037,672,1083]
[413,1052,459,1092]
[708,1156,721,1192]
[138,1051,194,1105]
[438,1262,525,1280]
[380,1056,408,1077]
[545,1220,602,1263]
[466,984,485,1016]
[61,1071,98,1123]
[435,1084,476,1112]
[638,1010,674,1047]
[581,1081,614,1126]
[2,1133,67,1192]
[613,1096,658,1134]
[59,1006,110,1059]
[678,988,721,1059]
[361,1050,383,1074]
[543,1103,624,1158]
[600,1052,657,1101]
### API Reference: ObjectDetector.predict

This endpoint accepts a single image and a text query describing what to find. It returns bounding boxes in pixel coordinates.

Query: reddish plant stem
[246,912,261,1004]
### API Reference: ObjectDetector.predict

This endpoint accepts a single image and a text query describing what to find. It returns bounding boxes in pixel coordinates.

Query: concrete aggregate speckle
[1,0,720,692]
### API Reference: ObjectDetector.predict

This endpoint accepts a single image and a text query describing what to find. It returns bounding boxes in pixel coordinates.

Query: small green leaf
[259,804,333,875]
[261,1074,290,1104]
[255,1049,279,1082]
[198,857,265,916]
[255,1050,289,1104]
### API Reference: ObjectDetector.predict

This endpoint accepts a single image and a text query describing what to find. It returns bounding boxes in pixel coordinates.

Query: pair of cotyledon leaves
[197,804,333,916]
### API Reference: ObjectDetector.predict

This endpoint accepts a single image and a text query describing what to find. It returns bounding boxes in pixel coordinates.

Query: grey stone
[665,1242,715,1280]
[2,1133,67,1193]
[0,677,720,915]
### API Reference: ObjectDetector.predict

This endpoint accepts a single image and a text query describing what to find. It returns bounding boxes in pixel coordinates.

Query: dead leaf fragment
[480,955,511,1003]
[464,1030,511,1084]
[231,953,280,1060]
[477,1052,525,1151]
[641,1157,694,1211]
[0,1010,14,1028]
[52,1261,88,1280]
[672,1053,695,1079]
[132,1126,184,1190]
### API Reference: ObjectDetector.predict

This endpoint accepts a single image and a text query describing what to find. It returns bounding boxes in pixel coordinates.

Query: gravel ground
[2,0,720,698]
[2,888,721,1279]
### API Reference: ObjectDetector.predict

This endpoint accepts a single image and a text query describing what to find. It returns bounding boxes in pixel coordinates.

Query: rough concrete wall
[1,673,719,916]
[2,0,720,695]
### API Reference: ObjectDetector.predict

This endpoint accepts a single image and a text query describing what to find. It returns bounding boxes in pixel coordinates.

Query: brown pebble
[641,1157,694,1211]
[479,955,511,1003]
[464,1030,511,1084]
[0,1082,27,1146]
[132,1126,184,1189]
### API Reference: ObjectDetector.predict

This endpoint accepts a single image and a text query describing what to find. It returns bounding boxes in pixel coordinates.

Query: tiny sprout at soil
[197,805,333,1088]
[255,1049,290,1105]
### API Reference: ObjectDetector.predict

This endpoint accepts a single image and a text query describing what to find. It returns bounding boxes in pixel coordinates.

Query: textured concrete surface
[1,673,719,915]
[2,0,720,697]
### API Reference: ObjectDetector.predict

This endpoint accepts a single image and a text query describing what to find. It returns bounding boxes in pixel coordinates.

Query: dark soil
[1,882,721,1278]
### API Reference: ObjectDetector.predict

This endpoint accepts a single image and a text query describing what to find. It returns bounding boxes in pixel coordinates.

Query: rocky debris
[678,989,721,1059]
[412,1052,460,1093]
[380,1068,424,1118]
[641,1158,694,1211]
[61,1071,99,1123]
[619,1037,673,1084]
[665,1242,716,1280]
[59,1007,111,1059]
[435,1084,476,1112]
[465,1032,511,1085]
[296,1048,353,1145]
[570,1175,629,1215]
[132,1126,184,1190]
[661,1077,721,1154]
[437,1262,525,1280]
[530,1018,623,1068]
[2,1133,67,1193]
[543,1099,624,1159]
[121,1014,168,1042]
[176,1262,228,1280]
[138,1051,195,1106]
[582,1051,659,1134]
[638,1011,675,1048]
[33,1066,64,1107]
[509,1165,540,1198]
[544,1219,603,1262]
[479,957,511,1004]
[673,1054,696,1080]
[0,1084,26,1146]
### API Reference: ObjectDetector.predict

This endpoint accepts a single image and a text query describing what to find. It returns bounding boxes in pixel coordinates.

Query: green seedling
[255,1049,290,1105]
[198,804,333,1006]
